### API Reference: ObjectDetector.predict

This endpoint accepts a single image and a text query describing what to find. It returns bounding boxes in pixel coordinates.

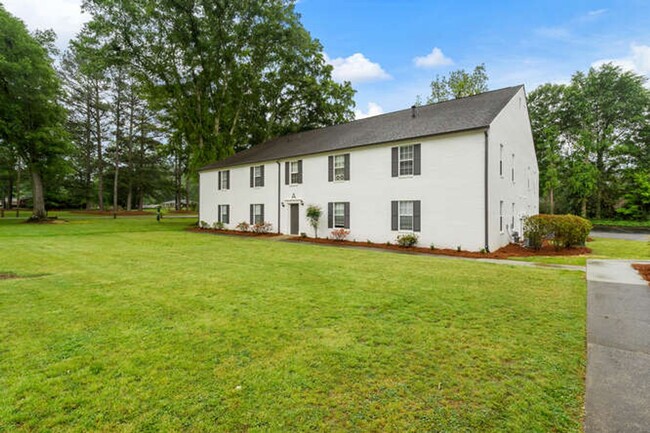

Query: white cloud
[3,0,87,50]
[592,44,650,76]
[586,9,607,17]
[354,102,384,120]
[325,53,391,83]
[413,47,453,68]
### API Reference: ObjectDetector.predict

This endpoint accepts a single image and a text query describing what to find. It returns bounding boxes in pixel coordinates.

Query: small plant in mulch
[236,221,250,232]
[306,205,322,238]
[396,233,418,248]
[212,221,225,230]
[251,222,273,234]
[330,228,350,241]
[199,220,210,229]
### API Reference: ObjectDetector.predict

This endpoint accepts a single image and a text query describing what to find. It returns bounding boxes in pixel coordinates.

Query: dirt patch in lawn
[632,264,650,284]
[0,273,19,280]
[286,237,591,259]
[187,227,282,238]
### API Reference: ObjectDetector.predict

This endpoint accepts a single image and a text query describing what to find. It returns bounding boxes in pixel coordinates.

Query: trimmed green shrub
[396,233,418,247]
[523,214,592,250]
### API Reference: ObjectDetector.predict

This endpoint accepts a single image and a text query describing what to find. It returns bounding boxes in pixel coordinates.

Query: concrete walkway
[585,260,650,432]
[591,230,649,241]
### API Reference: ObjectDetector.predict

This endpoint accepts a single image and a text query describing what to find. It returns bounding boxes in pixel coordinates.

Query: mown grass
[0,217,586,432]
[511,237,650,266]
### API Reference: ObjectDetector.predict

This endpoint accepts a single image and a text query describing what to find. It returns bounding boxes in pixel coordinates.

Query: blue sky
[4,0,650,118]
[294,0,650,117]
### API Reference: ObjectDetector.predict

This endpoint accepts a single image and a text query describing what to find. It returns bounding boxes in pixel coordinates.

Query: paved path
[591,230,649,241]
[585,260,650,432]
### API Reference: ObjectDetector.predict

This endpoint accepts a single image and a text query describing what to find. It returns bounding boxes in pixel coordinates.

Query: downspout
[276,161,281,234]
[197,172,201,226]
[484,129,490,252]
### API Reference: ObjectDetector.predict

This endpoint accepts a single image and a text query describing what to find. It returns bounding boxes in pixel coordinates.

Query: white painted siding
[201,130,486,250]
[199,89,539,252]
[487,87,539,251]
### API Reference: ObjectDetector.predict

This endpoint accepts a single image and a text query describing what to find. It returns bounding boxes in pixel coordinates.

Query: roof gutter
[484,128,490,252]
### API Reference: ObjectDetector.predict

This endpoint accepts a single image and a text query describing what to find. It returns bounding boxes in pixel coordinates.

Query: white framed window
[254,166,263,187]
[218,205,229,224]
[253,204,264,225]
[499,200,504,233]
[219,170,229,190]
[511,154,515,183]
[334,155,346,181]
[499,144,504,177]
[399,145,414,176]
[334,202,346,228]
[399,201,414,231]
[290,161,300,184]
[511,203,515,230]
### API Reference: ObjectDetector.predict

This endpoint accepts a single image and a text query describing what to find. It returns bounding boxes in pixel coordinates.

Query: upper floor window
[291,161,300,184]
[285,160,303,185]
[511,154,515,183]
[250,165,264,188]
[391,144,421,177]
[328,154,350,182]
[499,144,504,177]
[400,145,414,176]
[218,170,230,190]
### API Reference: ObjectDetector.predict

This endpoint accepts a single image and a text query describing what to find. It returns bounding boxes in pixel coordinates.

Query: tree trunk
[581,197,587,218]
[549,187,555,215]
[15,164,20,217]
[126,182,132,211]
[30,167,46,220]
[95,82,104,211]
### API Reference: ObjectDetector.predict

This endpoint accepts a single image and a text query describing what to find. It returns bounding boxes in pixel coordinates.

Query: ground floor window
[251,204,264,225]
[334,202,346,227]
[399,201,414,231]
[500,200,504,232]
[218,204,229,224]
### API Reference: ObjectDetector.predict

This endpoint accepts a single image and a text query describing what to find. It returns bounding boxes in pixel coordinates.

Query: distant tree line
[0,0,355,219]
[420,63,650,221]
[529,64,650,220]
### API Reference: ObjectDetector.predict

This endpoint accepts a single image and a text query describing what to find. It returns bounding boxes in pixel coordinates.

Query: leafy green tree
[565,64,648,219]
[421,64,488,104]
[528,84,567,214]
[0,7,69,219]
[81,0,355,175]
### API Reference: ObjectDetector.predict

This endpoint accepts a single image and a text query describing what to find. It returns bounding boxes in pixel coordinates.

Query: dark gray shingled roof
[200,85,523,171]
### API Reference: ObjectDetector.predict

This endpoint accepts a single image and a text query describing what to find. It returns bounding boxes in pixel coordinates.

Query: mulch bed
[188,227,282,238]
[632,264,650,284]
[286,237,591,259]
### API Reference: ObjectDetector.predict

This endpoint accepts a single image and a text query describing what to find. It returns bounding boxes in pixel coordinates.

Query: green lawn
[511,237,650,266]
[1,217,586,432]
